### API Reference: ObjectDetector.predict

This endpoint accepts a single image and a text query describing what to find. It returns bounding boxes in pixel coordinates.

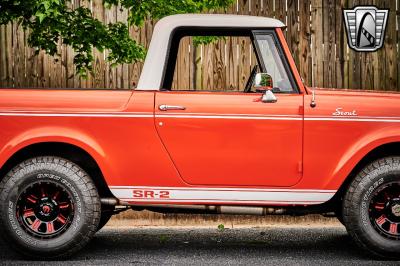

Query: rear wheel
[343,157,400,259]
[0,156,100,259]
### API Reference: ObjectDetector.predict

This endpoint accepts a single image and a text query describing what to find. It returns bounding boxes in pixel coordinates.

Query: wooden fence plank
[225,3,239,90]
[311,0,323,87]
[251,0,262,16]
[6,23,14,88]
[335,0,346,89]
[286,0,299,67]
[384,0,398,90]
[274,0,286,37]
[397,0,400,89]
[93,0,105,89]
[299,0,311,87]
[237,36,252,91]
[13,23,25,88]
[202,42,214,90]
[78,0,92,88]
[69,0,81,88]
[0,25,7,87]
[225,36,239,90]
[373,0,386,90]
[237,0,251,91]
[323,0,337,88]
[105,5,117,89]
[213,38,226,90]
[261,0,274,17]
[25,31,38,88]
[178,37,192,90]
[50,43,63,88]
[250,0,261,76]
[66,44,76,88]
[129,25,142,89]
[116,4,129,89]
[188,38,195,90]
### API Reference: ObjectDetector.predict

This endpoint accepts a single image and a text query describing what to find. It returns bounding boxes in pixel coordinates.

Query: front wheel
[0,157,101,259]
[343,157,400,259]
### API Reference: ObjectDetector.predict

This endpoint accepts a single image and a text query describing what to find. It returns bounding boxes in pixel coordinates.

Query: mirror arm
[261,90,277,103]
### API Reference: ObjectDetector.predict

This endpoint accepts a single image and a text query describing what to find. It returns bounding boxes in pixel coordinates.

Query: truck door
[154,30,304,187]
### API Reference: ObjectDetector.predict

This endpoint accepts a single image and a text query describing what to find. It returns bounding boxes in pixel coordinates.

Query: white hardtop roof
[137,14,285,90]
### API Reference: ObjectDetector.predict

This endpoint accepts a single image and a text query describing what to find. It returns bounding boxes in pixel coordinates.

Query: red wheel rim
[16,181,74,239]
[369,181,400,240]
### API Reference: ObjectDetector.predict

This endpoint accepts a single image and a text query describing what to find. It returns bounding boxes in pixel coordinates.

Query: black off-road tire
[343,157,400,259]
[97,209,113,232]
[0,156,101,259]
[335,210,345,226]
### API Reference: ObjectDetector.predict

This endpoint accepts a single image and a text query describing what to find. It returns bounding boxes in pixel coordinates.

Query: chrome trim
[159,104,186,111]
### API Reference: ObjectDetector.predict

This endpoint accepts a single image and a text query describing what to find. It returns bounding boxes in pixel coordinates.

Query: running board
[101,198,336,216]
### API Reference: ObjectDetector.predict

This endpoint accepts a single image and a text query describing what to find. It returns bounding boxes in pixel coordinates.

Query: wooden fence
[0,0,399,91]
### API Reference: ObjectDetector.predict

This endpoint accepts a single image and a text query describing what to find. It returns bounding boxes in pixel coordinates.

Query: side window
[253,33,294,92]
[170,36,259,92]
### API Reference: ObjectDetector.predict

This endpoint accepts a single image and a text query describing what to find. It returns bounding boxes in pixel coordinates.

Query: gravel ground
[1,225,399,265]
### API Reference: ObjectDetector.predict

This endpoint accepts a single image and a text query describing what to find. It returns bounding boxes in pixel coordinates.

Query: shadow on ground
[0,226,398,265]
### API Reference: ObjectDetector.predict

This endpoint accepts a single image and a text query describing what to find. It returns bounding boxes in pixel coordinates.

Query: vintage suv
[0,14,399,259]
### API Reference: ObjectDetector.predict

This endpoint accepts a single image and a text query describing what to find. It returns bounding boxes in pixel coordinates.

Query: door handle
[159,104,186,111]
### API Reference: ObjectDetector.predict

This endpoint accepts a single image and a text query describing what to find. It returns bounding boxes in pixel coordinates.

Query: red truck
[0,14,399,259]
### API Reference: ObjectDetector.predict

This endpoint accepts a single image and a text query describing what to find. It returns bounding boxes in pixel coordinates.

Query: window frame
[252,30,299,93]
[161,27,299,94]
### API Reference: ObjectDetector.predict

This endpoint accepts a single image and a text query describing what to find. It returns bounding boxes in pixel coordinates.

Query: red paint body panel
[0,90,183,188]
[1,87,399,206]
[154,91,303,187]
[1,29,400,206]
[303,88,400,190]
[0,89,132,112]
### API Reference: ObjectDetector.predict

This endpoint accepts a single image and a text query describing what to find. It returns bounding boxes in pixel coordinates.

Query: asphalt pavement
[0,225,399,265]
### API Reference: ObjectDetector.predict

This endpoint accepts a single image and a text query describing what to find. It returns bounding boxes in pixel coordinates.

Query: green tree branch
[0,0,234,77]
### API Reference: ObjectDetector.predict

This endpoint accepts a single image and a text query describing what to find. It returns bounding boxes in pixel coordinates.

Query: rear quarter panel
[302,89,400,190]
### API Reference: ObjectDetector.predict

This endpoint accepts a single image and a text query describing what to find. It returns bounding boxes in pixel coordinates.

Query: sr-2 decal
[111,187,337,205]
[132,189,171,199]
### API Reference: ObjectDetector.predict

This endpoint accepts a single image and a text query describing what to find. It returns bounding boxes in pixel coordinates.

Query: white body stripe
[305,117,400,123]
[155,114,303,120]
[110,186,336,205]
[0,112,153,118]
[0,111,399,122]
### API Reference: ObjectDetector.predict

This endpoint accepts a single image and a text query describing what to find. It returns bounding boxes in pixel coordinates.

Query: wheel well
[330,142,400,211]
[0,142,113,198]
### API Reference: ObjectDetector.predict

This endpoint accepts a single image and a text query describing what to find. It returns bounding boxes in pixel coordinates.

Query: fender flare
[0,126,110,180]
[327,125,400,189]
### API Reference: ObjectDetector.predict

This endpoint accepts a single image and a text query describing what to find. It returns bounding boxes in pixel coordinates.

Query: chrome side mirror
[254,73,277,103]
[254,73,273,90]
[261,90,277,103]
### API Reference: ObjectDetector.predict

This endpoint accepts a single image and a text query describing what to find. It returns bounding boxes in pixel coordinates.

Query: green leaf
[217,224,225,231]
[43,1,50,10]
[2,0,234,77]
[35,12,45,23]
